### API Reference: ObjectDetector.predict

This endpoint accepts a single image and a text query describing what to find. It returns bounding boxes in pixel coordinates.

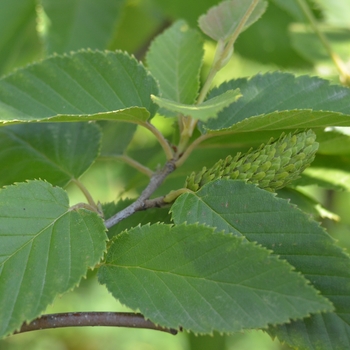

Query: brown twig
[15,312,178,335]
[104,160,176,229]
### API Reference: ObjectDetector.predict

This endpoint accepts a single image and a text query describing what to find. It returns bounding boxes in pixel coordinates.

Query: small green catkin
[185,130,319,192]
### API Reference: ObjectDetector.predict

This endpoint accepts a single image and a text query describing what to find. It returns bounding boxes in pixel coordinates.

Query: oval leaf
[0,50,158,124]
[198,0,268,41]
[98,223,332,334]
[0,180,107,338]
[171,179,350,349]
[146,20,204,105]
[0,122,101,187]
[202,72,350,132]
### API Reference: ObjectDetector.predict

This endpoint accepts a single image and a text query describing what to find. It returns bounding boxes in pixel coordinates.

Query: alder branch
[15,312,178,335]
[104,160,176,229]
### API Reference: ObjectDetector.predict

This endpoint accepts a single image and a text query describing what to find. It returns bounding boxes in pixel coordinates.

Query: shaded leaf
[39,0,126,54]
[0,122,101,187]
[202,72,350,132]
[98,223,332,334]
[0,50,158,124]
[171,179,350,349]
[0,0,39,75]
[0,180,107,338]
[198,0,268,41]
[146,20,204,105]
[152,89,241,121]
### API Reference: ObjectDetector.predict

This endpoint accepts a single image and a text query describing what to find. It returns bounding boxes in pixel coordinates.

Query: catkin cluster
[185,130,318,192]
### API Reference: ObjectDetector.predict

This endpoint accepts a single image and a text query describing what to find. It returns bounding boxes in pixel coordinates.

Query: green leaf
[171,179,350,349]
[152,89,241,121]
[0,50,158,124]
[98,223,332,334]
[0,180,107,338]
[0,0,40,75]
[270,0,305,21]
[146,20,204,105]
[98,121,137,156]
[198,0,268,41]
[202,72,350,132]
[0,122,101,187]
[39,0,126,54]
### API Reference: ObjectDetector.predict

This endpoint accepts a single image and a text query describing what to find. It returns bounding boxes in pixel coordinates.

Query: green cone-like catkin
[185,130,319,192]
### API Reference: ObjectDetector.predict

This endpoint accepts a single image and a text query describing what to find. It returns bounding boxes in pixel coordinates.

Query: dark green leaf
[202,72,350,132]
[0,180,107,338]
[0,122,101,187]
[0,50,158,124]
[171,179,350,349]
[39,0,126,54]
[146,20,204,105]
[99,223,332,334]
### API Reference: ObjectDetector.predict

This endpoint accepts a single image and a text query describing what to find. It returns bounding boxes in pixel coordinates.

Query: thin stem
[14,312,178,335]
[99,155,154,177]
[104,160,176,228]
[296,0,350,82]
[175,133,216,168]
[141,121,174,160]
[72,179,97,209]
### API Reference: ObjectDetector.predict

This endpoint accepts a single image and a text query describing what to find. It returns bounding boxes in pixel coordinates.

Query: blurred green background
[1,0,350,348]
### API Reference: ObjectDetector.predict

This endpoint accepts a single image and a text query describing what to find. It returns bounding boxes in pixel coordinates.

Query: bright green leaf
[198,0,268,41]
[171,179,350,349]
[0,50,158,124]
[202,72,350,132]
[152,89,241,121]
[0,122,101,187]
[146,20,204,105]
[39,0,126,54]
[98,223,332,334]
[0,180,107,338]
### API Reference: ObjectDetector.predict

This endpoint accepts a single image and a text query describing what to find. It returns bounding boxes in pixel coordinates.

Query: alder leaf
[198,0,268,41]
[146,20,204,105]
[98,223,332,334]
[0,122,101,187]
[171,179,350,349]
[151,89,241,121]
[202,72,350,133]
[0,50,158,124]
[39,0,126,54]
[0,180,107,338]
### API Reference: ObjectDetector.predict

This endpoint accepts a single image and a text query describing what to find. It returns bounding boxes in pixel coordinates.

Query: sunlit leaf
[146,20,204,105]
[98,223,332,333]
[152,89,241,121]
[0,180,107,338]
[198,0,268,41]
[0,50,158,124]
